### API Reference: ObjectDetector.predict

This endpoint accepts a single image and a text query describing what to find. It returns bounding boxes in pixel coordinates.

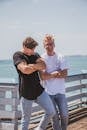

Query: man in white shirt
[40,34,69,130]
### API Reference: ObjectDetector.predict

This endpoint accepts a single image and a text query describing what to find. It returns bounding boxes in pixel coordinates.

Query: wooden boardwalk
[27,107,87,130]
[1,117,87,130]
[28,117,87,130]
[23,117,87,130]
[68,117,87,130]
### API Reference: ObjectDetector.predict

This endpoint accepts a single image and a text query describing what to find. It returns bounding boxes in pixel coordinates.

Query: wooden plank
[0,87,18,98]
[67,93,86,102]
[0,91,5,98]
[0,85,17,89]
[0,123,15,130]
[0,110,21,119]
[66,84,86,92]
[0,98,19,106]
[68,102,82,110]
[0,111,17,119]
[66,74,84,82]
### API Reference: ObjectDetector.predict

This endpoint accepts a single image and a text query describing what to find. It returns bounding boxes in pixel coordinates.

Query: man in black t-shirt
[13,37,56,130]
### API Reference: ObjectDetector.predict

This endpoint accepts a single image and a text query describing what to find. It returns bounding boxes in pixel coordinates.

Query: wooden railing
[0,74,87,130]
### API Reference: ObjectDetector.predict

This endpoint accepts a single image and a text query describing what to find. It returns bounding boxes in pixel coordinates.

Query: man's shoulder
[13,51,25,62]
[33,52,41,60]
[13,51,23,57]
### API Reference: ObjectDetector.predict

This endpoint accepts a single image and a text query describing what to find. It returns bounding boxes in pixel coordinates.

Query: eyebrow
[45,43,53,45]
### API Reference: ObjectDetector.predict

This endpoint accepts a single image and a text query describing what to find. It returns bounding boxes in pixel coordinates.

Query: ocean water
[0,55,87,83]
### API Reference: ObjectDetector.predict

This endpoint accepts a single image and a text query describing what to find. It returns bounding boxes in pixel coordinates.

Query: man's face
[44,40,55,52]
[23,46,35,56]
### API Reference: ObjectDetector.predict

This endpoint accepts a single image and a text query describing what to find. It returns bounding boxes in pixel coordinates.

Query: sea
[0,55,87,83]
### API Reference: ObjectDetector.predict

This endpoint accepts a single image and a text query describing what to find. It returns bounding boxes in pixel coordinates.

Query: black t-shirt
[13,51,44,100]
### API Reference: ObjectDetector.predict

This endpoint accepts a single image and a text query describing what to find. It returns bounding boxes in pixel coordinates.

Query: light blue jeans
[20,91,56,130]
[50,93,69,130]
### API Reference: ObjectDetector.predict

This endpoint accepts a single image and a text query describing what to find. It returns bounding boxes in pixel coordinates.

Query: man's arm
[40,69,68,80]
[39,71,56,80]
[17,58,46,75]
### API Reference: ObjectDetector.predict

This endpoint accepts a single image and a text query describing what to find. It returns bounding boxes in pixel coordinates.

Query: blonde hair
[43,34,54,44]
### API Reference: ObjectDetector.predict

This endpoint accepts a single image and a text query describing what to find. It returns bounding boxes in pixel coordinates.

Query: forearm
[17,63,36,74]
[40,69,68,80]
[40,71,55,80]
[17,61,46,75]
[34,62,46,71]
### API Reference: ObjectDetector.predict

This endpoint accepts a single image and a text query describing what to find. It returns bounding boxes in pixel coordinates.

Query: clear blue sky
[0,0,87,59]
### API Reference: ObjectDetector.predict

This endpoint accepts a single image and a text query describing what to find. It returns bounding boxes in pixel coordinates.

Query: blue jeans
[50,94,69,130]
[20,91,56,130]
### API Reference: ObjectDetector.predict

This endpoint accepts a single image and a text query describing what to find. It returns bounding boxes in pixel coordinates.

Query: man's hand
[51,69,68,78]
[51,71,59,77]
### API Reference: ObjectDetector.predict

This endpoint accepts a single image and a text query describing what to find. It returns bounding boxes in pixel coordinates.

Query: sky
[0,0,87,59]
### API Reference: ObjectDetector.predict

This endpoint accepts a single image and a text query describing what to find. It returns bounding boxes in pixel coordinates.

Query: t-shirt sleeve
[59,55,69,70]
[13,52,26,67]
[35,52,41,62]
[36,52,41,58]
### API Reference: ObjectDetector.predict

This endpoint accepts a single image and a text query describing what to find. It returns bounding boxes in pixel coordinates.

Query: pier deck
[27,107,87,130]
[28,116,87,130]
[68,117,87,130]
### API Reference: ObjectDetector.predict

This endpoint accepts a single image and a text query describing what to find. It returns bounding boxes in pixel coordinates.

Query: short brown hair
[23,37,38,49]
